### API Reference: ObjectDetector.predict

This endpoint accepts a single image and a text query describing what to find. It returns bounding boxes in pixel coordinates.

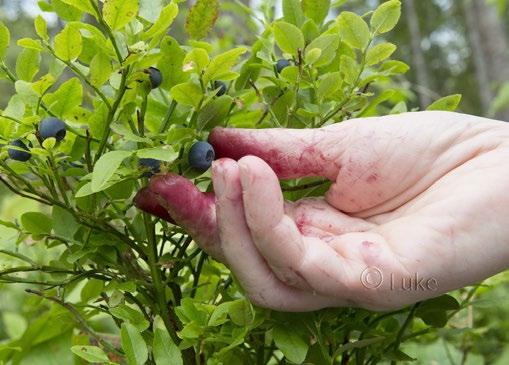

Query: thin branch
[25,289,123,356]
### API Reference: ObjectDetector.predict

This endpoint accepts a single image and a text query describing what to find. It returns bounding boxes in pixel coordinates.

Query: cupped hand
[135,111,509,311]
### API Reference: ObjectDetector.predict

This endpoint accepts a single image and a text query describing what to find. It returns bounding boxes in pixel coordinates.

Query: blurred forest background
[1,1,509,364]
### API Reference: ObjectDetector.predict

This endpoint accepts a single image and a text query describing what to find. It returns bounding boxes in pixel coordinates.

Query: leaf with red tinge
[185,0,219,40]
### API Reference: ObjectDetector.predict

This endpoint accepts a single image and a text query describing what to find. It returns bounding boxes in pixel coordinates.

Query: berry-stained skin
[136,111,509,312]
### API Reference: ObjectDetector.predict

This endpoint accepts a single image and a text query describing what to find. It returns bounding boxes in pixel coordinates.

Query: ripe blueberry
[214,81,227,96]
[188,141,215,171]
[139,158,161,177]
[276,59,291,74]
[147,67,163,89]
[8,139,31,162]
[38,117,67,142]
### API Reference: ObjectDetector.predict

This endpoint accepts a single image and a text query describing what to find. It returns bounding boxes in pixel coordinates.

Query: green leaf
[80,278,105,302]
[273,325,309,364]
[139,0,163,22]
[334,337,385,354]
[143,3,178,40]
[103,0,139,31]
[21,212,53,236]
[32,73,56,95]
[15,80,40,104]
[302,0,331,25]
[337,11,370,49]
[420,294,460,311]
[42,137,57,150]
[54,24,82,61]
[71,346,110,363]
[228,299,254,326]
[91,150,132,192]
[0,21,10,60]
[203,48,246,84]
[197,96,233,130]
[415,295,460,327]
[51,0,83,21]
[153,316,183,365]
[185,0,219,40]
[16,48,40,82]
[58,0,95,15]
[384,349,416,362]
[340,55,359,85]
[90,52,112,87]
[52,206,79,239]
[121,323,148,365]
[171,82,203,108]
[2,312,27,339]
[305,48,322,65]
[34,16,49,41]
[158,36,188,89]
[273,21,305,56]
[3,95,25,120]
[283,0,305,26]
[371,0,401,34]
[183,48,210,74]
[111,124,151,143]
[208,302,231,326]
[306,34,340,67]
[45,77,83,119]
[427,94,462,111]
[317,71,342,100]
[380,60,409,75]
[136,147,178,162]
[111,304,150,331]
[17,38,43,51]
[365,42,397,66]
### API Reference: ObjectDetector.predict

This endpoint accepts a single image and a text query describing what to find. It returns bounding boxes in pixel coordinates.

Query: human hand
[135,111,509,311]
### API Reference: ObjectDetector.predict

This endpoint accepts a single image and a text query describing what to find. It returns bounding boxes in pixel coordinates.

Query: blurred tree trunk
[462,0,493,114]
[474,0,509,121]
[404,0,432,109]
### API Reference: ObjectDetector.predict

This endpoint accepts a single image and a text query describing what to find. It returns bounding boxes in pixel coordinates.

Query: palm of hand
[136,112,509,311]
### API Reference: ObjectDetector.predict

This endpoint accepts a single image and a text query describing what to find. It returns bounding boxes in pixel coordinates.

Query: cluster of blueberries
[139,59,290,175]
[140,141,215,177]
[7,60,293,172]
[143,67,216,175]
[8,117,67,162]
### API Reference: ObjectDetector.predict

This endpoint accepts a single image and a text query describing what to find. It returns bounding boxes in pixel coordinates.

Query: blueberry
[214,81,227,96]
[8,139,31,162]
[147,67,163,89]
[188,141,215,171]
[139,158,161,177]
[38,117,67,142]
[276,59,291,74]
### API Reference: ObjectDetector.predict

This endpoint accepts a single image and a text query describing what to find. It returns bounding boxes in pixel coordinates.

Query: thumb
[208,126,344,180]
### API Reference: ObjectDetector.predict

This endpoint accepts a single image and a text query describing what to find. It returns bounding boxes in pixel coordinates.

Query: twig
[25,289,123,356]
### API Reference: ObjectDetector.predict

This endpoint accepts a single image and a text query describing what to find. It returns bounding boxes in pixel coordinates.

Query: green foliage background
[0,0,508,364]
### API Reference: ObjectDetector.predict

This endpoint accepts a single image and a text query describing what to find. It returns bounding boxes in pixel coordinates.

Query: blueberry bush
[0,0,476,364]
